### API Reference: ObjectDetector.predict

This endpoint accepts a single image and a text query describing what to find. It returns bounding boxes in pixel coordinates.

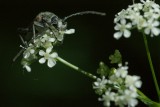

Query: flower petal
[65,29,75,34]
[47,59,56,68]
[124,29,131,38]
[114,24,121,30]
[152,27,160,36]
[144,28,150,35]
[30,49,35,54]
[24,65,31,72]
[120,19,126,25]
[39,50,45,56]
[50,52,58,58]
[49,38,55,42]
[39,58,46,64]
[56,34,63,41]
[46,47,53,53]
[43,34,48,38]
[114,32,123,39]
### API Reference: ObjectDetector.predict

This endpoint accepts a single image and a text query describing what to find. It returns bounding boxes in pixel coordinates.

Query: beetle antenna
[63,11,106,21]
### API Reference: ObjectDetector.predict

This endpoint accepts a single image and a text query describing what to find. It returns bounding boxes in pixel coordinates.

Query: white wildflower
[144,19,160,37]
[99,89,115,107]
[114,9,127,23]
[23,44,35,59]
[39,47,58,68]
[115,64,128,78]
[125,75,142,91]
[114,19,132,39]
[123,89,138,107]
[144,9,160,19]
[93,76,108,95]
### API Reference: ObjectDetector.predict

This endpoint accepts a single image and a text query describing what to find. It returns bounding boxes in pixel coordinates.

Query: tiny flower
[144,9,160,19]
[114,19,132,39]
[115,65,128,78]
[99,89,115,107]
[39,47,58,68]
[23,44,35,59]
[123,89,138,107]
[125,75,142,91]
[93,76,108,95]
[144,19,160,37]
[114,9,127,23]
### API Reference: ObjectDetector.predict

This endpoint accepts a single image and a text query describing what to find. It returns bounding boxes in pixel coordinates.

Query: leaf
[97,62,110,77]
[109,49,122,64]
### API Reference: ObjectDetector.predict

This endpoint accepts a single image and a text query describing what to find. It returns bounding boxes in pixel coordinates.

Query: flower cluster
[21,28,75,72]
[114,0,160,39]
[93,63,142,107]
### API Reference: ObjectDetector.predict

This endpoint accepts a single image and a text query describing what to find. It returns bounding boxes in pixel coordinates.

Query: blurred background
[0,0,160,107]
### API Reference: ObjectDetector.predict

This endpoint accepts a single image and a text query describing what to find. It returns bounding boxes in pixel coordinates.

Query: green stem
[56,56,97,80]
[137,89,160,107]
[143,33,160,101]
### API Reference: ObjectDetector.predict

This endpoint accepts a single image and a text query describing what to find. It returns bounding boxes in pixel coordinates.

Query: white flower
[114,9,127,23]
[114,19,132,39]
[93,76,108,95]
[125,75,142,91]
[144,19,160,37]
[23,64,31,72]
[23,44,35,59]
[123,89,138,107]
[115,65,128,78]
[99,89,115,107]
[39,47,58,68]
[144,9,160,19]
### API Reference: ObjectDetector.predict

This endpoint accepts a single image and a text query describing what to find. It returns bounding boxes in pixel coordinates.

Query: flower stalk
[137,89,160,106]
[56,56,97,80]
[143,33,160,101]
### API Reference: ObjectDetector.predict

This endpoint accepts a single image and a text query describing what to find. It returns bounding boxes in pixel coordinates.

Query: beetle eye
[51,16,58,25]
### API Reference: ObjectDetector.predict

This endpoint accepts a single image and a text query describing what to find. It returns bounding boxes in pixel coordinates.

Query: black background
[0,0,160,107]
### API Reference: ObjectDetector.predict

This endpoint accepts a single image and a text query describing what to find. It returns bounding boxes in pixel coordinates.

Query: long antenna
[63,11,106,21]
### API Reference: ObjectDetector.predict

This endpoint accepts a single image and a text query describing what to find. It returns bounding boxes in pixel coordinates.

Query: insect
[13,11,106,62]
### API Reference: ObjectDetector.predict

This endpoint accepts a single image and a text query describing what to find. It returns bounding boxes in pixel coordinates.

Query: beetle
[13,11,106,62]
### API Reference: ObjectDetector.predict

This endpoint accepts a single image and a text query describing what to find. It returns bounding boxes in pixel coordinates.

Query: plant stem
[56,56,97,80]
[137,89,160,107]
[143,33,160,101]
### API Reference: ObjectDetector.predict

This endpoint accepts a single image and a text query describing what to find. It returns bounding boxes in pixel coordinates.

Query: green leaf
[97,62,110,77]
[109,49,122,64]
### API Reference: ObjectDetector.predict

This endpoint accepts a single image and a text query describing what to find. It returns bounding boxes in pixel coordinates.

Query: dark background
[0,0,160,107]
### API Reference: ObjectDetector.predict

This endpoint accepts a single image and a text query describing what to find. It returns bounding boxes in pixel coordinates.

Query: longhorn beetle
[13,11,106,62]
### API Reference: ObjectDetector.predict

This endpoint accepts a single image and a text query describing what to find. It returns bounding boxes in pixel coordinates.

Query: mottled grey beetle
[13,11,106,61]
